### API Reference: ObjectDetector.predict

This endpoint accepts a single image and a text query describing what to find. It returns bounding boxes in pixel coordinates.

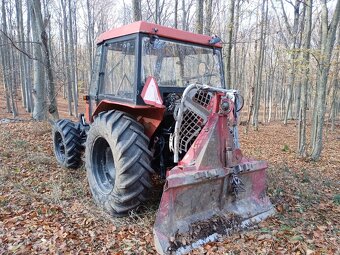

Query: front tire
[52,119,82,169]
[85,110,154,216]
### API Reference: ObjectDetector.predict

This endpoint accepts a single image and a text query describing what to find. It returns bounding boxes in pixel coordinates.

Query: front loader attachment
[153,85,275,254]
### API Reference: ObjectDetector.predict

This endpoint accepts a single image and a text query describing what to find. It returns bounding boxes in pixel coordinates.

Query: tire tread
[86,110,154,216]
[53,119,82,169]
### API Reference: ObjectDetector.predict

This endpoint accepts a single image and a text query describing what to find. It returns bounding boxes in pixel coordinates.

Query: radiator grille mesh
[193,90,212,108]
[179,89,212,154]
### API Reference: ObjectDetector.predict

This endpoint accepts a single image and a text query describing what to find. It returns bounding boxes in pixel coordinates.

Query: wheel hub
[92,137,116,194]
[55,132,65,161]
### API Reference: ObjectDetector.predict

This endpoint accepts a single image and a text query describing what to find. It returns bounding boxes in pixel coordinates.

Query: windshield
[141,37,224,88]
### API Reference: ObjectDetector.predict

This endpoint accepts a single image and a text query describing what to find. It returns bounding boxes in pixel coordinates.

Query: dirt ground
[0,118,339,255]
[0,88,339,255]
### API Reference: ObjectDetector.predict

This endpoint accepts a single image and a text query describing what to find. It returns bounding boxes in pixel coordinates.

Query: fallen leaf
[257,234,272,241]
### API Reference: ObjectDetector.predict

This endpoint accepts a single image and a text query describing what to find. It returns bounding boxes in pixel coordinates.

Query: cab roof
[97,21,222,48]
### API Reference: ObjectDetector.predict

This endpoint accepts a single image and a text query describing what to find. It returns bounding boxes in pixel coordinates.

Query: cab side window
[100,40,136,99]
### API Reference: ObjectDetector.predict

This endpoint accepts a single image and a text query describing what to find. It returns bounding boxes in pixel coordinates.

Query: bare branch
[279,0,293,38]
[0,30,40,61]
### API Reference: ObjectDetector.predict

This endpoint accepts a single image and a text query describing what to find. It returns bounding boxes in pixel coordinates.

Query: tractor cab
[86,21,224,122]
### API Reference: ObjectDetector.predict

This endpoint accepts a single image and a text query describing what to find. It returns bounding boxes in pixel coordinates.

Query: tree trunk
[195,0,204,34]
[0,35,11,112]
[15,0,27,109]
[86,0,94,91]
[41,11,59,119]
[311,0,340,160]
[329,27,340,131]
[68,0,77,117]
[232,0,240,88]
[26,0,33,113]
[1,0,18,117]
[225,0,235,89]
[155,0,159,24]
[298,0,312,157]
[36,0,59,120]
[61,0,73,116]
[30,0,46,120]
[253,0,268,131]
[59,20,66,98]
[283,0,302,125]
[204,0,212,34]
[174,0,178,28]
[0,3,11,113]
[132,0,142,21]
[181,0,187,30]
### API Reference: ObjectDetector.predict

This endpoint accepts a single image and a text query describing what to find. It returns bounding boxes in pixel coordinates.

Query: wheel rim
[92,137,116,194]
[55,131,65,161]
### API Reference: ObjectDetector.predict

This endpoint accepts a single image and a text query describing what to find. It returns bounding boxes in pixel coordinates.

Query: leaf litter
[0,120,339,254]
[169,214,243,254]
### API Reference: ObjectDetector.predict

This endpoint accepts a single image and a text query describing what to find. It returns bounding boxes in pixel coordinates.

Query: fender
[88,100,165,138]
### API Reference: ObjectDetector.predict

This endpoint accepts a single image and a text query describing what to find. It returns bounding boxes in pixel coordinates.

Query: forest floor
[0,91,340,254]
[0,119,339,255]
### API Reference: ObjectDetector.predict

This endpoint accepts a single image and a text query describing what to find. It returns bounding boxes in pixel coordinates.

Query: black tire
[52,119,82,169]
[85,110,154,216]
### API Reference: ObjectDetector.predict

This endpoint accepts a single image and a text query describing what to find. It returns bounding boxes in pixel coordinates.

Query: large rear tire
[52,119,82,169]
[85,110,154,216]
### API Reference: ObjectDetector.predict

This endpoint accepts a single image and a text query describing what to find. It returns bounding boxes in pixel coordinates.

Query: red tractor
[52,22,274,254]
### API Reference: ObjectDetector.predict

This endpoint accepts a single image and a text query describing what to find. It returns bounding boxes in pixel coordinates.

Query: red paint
[97,21,222,48]
[153,92,274,254]
[91,100,165,138]
[85,101,90,122]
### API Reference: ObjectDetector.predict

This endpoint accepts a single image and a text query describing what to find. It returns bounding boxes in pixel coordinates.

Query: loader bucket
[153,85,275,254]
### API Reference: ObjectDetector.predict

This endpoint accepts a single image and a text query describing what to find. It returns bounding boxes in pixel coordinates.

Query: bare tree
[61,0,73,116]
[30,0,46,120]
[132,0,142,21]
[253,0,268,131]
[174,0,178,28]
[298,0,312,157]
[311,0,340,160]
[282,0,302,124]
[68,0,77,117]
[15,0,26,109]
[1,1,11,114]
[181,0,187,30]
[225,0,235,89]
[195,0,204,33]
[26,0,33,112]
[155,0,159,24]
[232,0,241,88]
[1,0,18,117]
[329,31,340,131]
[204,0,213,35]
[86,0,95,89]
